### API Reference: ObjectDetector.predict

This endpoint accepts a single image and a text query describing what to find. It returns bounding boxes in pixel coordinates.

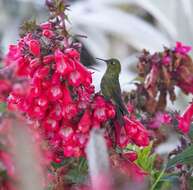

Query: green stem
[150,168,166,190]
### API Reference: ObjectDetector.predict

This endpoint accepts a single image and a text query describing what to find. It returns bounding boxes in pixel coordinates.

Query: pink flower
[175,41,191,55]
[148,112,171,129]
[162,55,171,65]
[178,103,193,133]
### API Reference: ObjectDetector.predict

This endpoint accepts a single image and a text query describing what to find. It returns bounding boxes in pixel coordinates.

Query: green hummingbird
[97,58,128,124]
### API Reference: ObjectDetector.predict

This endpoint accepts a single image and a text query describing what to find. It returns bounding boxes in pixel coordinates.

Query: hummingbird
[97,58,128,124]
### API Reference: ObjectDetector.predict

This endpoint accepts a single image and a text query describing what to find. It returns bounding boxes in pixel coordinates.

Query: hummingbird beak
[96,58,108,63]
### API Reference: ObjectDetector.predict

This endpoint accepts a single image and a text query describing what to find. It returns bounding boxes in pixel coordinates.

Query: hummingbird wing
[107,77,128,115]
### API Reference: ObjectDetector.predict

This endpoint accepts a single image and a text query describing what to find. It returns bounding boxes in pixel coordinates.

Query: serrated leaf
[167,145,193,169]
[19,19,37,37]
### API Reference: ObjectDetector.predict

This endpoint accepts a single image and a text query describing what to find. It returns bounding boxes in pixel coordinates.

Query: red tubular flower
[49,103,63,121]
[43,55,54,64]
[114,121,130,148]
[29,58,40,71]
[28,39,41,57]
[124,117,139,138]
[78,109,92,133]
[16,57,30,76]
[76,133,88,148]
[124,116,149,147]
[40,22,52,30]
[106,103,116,119]
[122,151,138,162]
[63,85,73,104]
[68,70,82,87]
[63,103,78,121]
[178,103,193,133]
[42,29,54,38]
[28,104,46,119]
[65,48,80,60]
[5,45,21,64]
[36,95,48,109]
[43,117,60,132]
[33,66,50,80]
[48,85,63,101]
[133,131,149,147]
[93,107,108,123]
[59,126,74,143]
[75,61,92,86]
[55,49,73,75]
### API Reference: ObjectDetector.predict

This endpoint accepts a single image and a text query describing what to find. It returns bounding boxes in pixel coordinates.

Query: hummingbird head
[97,58,121,75]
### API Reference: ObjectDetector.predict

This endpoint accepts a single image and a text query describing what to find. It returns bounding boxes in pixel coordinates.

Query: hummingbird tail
[115,107,125,126]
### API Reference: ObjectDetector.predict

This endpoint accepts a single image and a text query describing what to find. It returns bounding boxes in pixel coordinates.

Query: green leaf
[135,142,156,172]
[65,158,88,184]
[65,168,87,184]
[150,171,179,190]
[167,145,193,169]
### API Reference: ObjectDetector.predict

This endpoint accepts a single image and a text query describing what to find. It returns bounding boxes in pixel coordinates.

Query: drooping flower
[175,41,192,55]
[178,103,193,133]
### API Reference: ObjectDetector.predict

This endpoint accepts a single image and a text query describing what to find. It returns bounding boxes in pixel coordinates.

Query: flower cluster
[0,3,150,189]
[2,21,120,159]
[114,116,149,148]
[135,42,193,114]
